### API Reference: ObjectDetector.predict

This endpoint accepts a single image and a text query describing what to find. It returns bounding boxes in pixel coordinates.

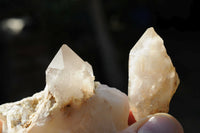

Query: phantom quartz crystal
[0,27,180,133]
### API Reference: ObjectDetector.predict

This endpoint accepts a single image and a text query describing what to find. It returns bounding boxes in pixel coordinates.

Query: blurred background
[0,0,199,132]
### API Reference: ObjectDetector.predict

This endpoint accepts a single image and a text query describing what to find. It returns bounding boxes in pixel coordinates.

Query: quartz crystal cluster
[0,27,180,133]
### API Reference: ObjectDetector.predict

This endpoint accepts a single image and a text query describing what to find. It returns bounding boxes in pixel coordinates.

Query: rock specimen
[128,27,180,121]
[0,45,129,133]
[0,27,180,133]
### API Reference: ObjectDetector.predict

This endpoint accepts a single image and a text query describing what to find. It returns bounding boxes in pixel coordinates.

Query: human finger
[120,113,184,133]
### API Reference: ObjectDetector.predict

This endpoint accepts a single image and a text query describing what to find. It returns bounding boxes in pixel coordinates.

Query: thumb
[121,113,184,133]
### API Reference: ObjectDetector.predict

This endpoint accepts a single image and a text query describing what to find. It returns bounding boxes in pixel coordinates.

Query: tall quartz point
[128,27,180,121]
[0,44,129,133]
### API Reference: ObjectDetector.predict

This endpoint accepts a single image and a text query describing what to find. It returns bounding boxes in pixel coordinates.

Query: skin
[120,113,184,133]
[0,120,2,133]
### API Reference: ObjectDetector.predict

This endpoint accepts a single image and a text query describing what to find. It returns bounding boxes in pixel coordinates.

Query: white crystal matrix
[0,45,129,133]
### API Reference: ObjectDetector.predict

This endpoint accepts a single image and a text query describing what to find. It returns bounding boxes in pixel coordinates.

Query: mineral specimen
[128,27,180,121]
[0,45,129,133]
[0,27,180,133]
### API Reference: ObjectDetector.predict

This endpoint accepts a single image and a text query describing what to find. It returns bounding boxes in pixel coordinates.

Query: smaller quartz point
[45,44,94,106]
[128,27,180,121]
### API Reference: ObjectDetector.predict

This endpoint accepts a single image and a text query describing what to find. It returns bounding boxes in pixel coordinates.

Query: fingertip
[138,113,184,133]
[120,113,183,133]
[0,119,2,133]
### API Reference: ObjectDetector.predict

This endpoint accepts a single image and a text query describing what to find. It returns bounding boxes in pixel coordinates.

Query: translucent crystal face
[128,28,179,121]
[45,45,95,105]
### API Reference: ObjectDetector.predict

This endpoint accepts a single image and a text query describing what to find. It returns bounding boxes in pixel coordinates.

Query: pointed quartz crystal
[45,44,94,106]
[128,27,180,121]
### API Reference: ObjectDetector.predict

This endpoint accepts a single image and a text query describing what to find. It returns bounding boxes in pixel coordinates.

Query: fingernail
[138,114,184,133]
